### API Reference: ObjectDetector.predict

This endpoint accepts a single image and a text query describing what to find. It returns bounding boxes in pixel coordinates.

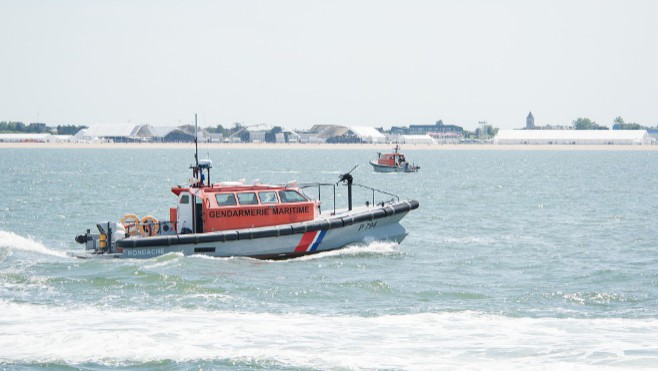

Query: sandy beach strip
[1,142,657,151]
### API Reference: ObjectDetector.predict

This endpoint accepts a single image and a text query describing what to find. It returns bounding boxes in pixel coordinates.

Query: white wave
[139,252,186,269]
[294,241,402,261]
[0,230,67,258]
[2,302,656,369]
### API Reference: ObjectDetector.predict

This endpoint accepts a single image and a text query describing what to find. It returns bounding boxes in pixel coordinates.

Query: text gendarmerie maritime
[209,206,309,218]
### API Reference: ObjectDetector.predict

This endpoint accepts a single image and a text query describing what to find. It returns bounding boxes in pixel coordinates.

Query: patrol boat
[69,123,419,260]
[370,145,420,173]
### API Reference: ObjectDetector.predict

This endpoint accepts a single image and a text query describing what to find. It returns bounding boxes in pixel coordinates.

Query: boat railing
[351,183,400,206]
[299,183,336,215]
[299,182,400,214]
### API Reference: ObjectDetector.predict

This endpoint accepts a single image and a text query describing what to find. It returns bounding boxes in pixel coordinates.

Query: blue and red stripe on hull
[294,230,327,253]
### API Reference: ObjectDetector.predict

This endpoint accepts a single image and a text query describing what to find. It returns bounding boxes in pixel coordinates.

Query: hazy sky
[2,0,657,130]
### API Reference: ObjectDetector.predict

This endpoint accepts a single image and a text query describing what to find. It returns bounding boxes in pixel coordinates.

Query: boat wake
[1,301,656,369]
[0,230,67,258]
[294,241,402,261]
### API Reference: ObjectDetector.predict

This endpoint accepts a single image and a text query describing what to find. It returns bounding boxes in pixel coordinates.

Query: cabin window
[216,193,237,207]
[180,195,189,204]
[237,192,258,205]
[278,190,307,203]
[258,191,278,204]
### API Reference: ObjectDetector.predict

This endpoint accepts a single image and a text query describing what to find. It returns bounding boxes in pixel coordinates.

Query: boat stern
[73,222,127,256]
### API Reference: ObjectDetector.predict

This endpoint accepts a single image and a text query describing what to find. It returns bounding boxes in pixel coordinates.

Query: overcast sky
[1,0,657,130]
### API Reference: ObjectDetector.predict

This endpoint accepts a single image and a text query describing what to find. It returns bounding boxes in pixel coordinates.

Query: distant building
[300,125,386,143]
[302,125,351,143]
[281,128,300,143]
[28,123,48,132]
[526,112,535,129]
[391,120,463,138]
[162,126,196,142]
[297,133,325,144]
[150,127,178,142]
[248,129,267,143]
[206,133,224,143]
[308,125,351,139]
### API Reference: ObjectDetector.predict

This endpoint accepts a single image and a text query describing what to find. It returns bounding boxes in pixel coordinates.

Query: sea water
[1,146,657,370]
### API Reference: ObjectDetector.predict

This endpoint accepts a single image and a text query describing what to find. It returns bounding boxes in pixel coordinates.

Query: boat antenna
[194,113,199,168]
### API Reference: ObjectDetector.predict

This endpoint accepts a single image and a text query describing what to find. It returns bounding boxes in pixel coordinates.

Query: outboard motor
[75,229,99,251]
[75,222,126,254]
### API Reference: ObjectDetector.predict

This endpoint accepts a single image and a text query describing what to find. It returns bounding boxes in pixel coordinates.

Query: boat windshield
[278,190,307,203]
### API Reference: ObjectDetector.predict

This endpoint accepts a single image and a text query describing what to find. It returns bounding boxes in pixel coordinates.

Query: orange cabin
[377,153,405,167]
[172,185,319,232]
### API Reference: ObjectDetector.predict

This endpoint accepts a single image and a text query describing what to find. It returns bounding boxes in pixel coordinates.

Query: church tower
[526,111,535,129]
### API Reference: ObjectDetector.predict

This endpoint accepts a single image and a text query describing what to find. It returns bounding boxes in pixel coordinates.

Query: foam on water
[294,241,402,261]
[0,230,67,258]
[1,301,657,369]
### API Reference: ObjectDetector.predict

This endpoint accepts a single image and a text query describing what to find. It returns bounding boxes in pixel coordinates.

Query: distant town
[1,113,657,145]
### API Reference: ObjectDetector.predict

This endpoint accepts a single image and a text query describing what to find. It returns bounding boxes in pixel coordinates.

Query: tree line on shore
[0,121,86,135]
[572,117,650,130]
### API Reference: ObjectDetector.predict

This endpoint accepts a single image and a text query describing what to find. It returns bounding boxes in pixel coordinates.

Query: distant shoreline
[1,142,657,151]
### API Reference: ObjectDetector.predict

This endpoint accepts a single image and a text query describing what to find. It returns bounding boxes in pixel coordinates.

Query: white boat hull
[369,160,419,173]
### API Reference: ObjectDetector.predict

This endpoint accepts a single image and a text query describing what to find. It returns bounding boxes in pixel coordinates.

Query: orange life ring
[119,213,140,236]
[140,215,160,236]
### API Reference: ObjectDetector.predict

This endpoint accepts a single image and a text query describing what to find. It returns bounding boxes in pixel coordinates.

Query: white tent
[493,130,652,145]
[350,126,387,143]
[399,134,435,145]
[0,133,55,142]
[52,135,75,142]
[76,124,155,142]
